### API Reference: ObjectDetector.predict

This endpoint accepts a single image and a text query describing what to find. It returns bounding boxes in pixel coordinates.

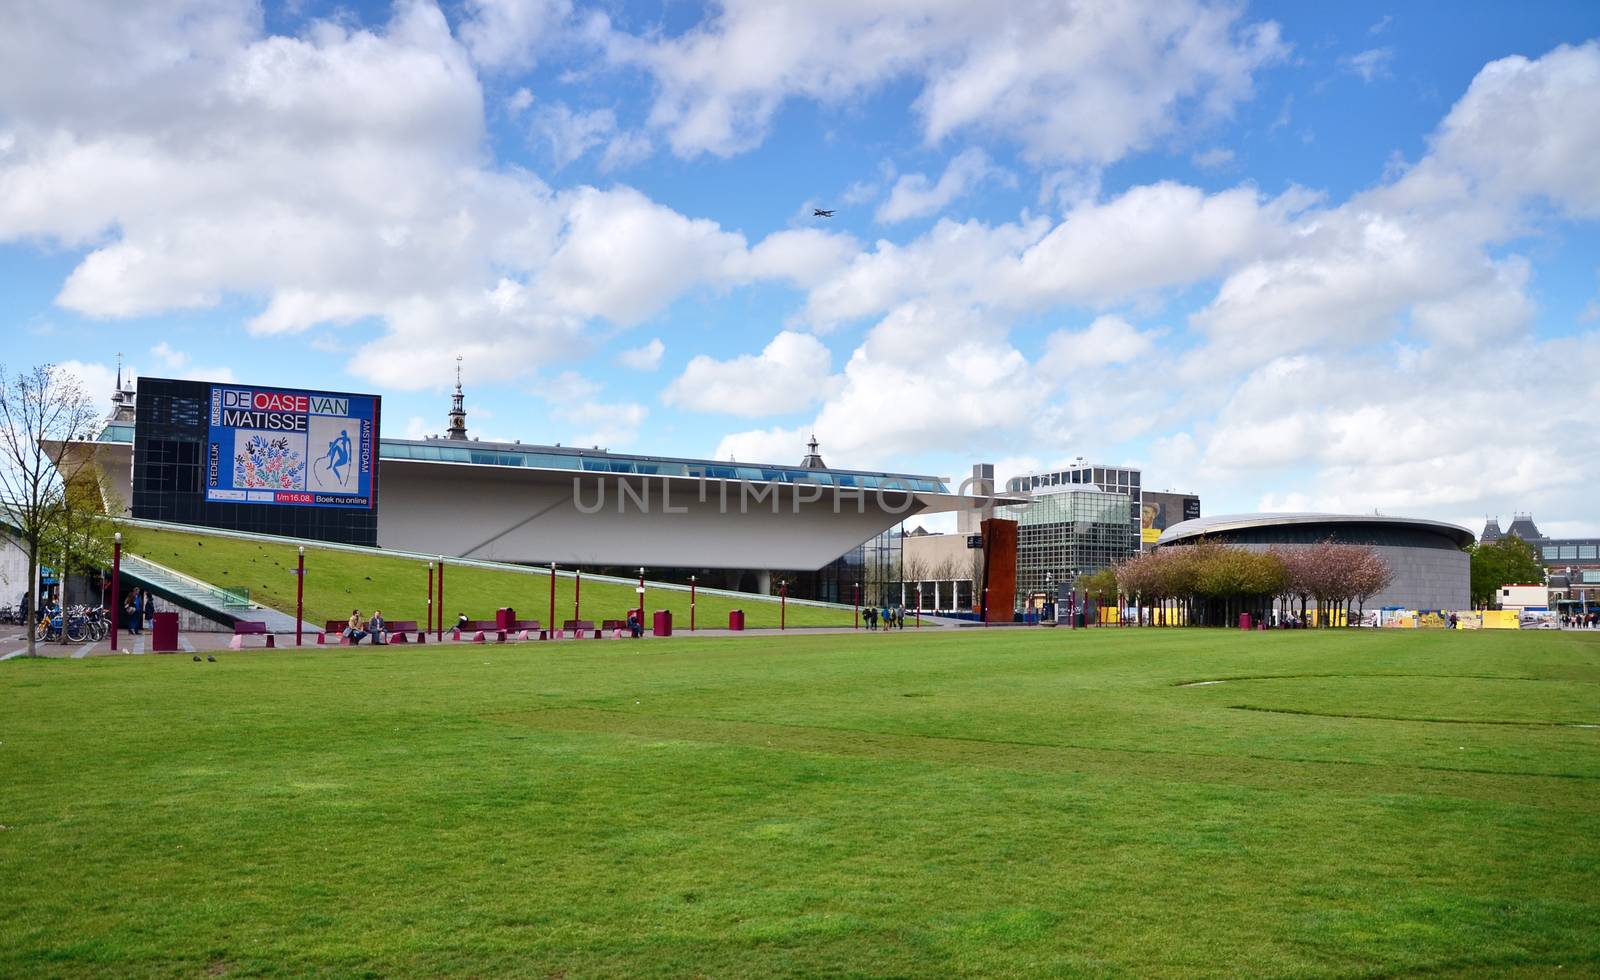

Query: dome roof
[1156,512,1475,550]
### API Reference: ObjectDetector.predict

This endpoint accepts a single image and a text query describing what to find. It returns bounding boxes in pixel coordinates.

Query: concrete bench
[230,621,275,649]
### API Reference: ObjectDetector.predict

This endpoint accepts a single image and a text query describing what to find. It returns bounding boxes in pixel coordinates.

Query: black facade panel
[132,377,379,546]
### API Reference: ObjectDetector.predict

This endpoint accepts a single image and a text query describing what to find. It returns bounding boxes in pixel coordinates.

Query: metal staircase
[119,553,317,634]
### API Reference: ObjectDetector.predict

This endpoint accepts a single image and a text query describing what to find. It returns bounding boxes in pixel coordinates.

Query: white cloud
[664,330,832,417]
[458,0,572,71]
[804,181,1299,328]
[1039,315,1160,373]
[542,371,647,448]
[0,2,853,391]
[1191,146,1235,170]
[1425,41,1600,218]
[1341,47,1394,83]
[506,86,534,114]
[535,102,619,168]
[875,148,999,223]
[618,338,664,371]
[603,0,1285,162]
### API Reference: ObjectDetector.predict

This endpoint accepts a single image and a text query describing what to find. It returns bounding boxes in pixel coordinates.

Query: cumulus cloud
[618,338,665,371]
[664,331,833,417]
[875,148,1000,223]
[458,0,572,71]
[541,371,647,448]
[0,1,855,391]
[603,0,1285,162]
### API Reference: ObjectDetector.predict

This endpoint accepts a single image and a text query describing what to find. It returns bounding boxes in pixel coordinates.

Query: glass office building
[1006,461,1142,544]
[1001,486,1135,607]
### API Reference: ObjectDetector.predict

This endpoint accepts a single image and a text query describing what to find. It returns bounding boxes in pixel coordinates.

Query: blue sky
[3,0,1599,534]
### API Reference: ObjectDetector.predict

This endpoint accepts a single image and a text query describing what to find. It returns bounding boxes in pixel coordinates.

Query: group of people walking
[864,604,906,630]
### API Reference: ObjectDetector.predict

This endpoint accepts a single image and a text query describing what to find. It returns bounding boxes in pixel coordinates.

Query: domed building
[1156,513,1474,611]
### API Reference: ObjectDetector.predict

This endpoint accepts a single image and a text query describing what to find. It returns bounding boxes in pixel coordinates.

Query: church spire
[445,355,469,440]
[108,351,137,423]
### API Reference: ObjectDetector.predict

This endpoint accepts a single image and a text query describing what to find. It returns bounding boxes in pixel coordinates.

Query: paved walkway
[0,622,965,659]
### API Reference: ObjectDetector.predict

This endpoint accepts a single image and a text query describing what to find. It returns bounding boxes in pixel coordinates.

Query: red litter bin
[496,607,516,630]
[729,610,744,631]
[1239,612,1252,631]
[151,611,179,653]
[652,609,672,637]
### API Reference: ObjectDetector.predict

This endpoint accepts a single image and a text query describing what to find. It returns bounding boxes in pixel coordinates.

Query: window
[1543,546,1560,559]
[1581,546,1597,560]
[1560,545,1578,559]
[1584,571,1600,584]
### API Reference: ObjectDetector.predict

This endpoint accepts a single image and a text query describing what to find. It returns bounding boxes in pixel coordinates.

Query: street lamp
[637,567,646,633]
[110,532,121,652]
[426,561,434,635]
[296,546,305,646]
[690,575,697,631]
[780,579,787,631]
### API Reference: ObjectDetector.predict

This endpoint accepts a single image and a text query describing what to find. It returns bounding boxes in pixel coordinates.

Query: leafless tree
[0,364,101,655]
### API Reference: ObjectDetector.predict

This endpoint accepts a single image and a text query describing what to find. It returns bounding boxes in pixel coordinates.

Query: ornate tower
[108,351,137,423]
[799,433,826,469]
[445,355,469,440]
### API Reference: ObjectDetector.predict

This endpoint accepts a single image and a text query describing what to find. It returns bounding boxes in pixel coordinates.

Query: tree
[0,364,101,655]
[1469,535,1544,608]
[1076,567,1119,622]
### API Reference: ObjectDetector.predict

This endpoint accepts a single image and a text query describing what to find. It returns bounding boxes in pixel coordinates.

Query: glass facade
[381,439,947,492]
[1005,462,1142,543]
[1001,488,1134,608]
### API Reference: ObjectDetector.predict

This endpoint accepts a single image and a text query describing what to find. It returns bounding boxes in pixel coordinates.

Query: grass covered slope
[122,525,854,629]
[3,628,1598,976]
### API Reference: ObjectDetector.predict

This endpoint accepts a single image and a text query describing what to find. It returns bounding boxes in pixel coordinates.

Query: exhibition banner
[206,384,379,509]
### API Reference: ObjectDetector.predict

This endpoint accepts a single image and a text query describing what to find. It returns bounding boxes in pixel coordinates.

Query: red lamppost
[110,531,121,652]
[426,561,434,635]
[853,582,860,630]
[916,584,922,629]
[437,558,445,642]
[295,545,305,646]
[780,579,787,631]
[983,587,989,627]
[574,568,582,622]
[548,561,556,631]
[689,575,697,631]
[636,567,645,632]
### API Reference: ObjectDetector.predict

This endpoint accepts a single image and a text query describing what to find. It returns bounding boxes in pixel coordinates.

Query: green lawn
[121,525,855,630]
[3,628,1598,977]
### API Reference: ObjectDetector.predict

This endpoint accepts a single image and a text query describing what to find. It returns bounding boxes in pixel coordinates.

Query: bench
[384,620,422,644]
[511,619,546,641]
[319,618,374,646]
[601,618,636,639]
[455,619,505,643]
[561,619,600,639]
[230,621,276,649]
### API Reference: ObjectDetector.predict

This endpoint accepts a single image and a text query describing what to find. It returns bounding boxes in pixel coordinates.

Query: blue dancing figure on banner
[316,429,353,487]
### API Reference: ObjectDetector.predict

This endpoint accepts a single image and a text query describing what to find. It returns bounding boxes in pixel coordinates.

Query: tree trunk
[25,542,38,656]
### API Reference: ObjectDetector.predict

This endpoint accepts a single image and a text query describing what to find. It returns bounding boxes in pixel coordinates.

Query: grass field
[3,628,1598,977]
[122,525,855,629]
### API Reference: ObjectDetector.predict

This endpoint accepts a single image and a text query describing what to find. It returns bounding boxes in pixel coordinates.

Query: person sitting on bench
[367,609,387,645]
[344,608,368,644]
[626,609,644,638]
[456,612,470,633]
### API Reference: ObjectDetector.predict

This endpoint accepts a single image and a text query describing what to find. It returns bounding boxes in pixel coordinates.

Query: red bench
[384,620,422,644]
[601,618,636,638]
[455,619,505,643]
[511,619,546,641]
[320,619,373,646]
[561,619,601,639]
[230,621,275,649]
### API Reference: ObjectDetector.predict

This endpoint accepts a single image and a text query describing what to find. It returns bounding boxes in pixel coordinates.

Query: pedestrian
[124,587,142,636]
[344,608,368,643]
[864,606,877,630]
[367,609,387,645]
